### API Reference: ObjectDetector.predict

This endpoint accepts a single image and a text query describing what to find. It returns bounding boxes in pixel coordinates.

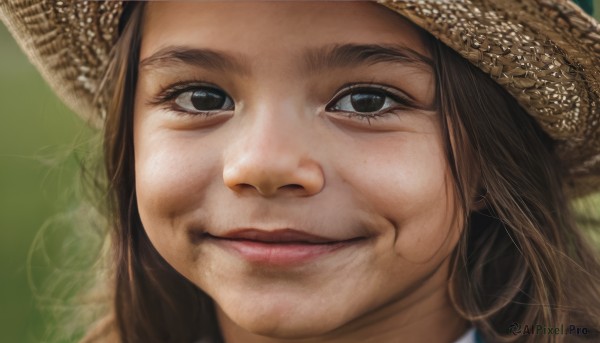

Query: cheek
[392,171,460,263]
[134,129,218,261]
[338,132,460,263]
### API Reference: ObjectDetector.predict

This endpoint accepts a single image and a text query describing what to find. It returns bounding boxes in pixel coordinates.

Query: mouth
[203,228,368,266]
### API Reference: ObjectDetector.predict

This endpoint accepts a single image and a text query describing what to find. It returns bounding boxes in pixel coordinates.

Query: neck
[215,259,469,343]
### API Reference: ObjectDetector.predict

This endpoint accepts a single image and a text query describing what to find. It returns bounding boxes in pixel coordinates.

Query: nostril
[224,159,325,196]
[232,183,255,192]
[281,184,304,190]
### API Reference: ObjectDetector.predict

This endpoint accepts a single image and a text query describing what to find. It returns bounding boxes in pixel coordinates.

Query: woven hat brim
[0,1,123,128]
[378,0,600,197]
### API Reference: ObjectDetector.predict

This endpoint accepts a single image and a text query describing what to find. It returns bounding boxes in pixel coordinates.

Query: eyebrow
[139,46,250,75]
[138,43,433,75]
[302,43,433,74]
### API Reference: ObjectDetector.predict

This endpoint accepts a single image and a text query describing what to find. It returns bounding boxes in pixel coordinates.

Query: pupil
[350,92,385,112]
[190,89,226,110]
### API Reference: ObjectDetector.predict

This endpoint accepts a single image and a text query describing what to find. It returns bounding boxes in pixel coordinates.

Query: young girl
[2,1,600,342]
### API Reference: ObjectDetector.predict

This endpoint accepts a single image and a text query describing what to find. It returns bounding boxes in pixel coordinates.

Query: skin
[134,2,471,343]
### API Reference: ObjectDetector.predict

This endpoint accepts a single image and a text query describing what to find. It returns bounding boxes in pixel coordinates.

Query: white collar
[453,327,477,343]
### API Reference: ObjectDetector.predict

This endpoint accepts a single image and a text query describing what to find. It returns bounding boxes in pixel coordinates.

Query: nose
[223,107,325,198]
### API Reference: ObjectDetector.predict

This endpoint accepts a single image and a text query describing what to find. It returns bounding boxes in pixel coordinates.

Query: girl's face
[134,1,464,339]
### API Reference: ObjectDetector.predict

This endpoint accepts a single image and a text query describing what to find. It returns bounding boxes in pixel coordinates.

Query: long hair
[99,3,220,343]
[91,3,600,342]
[429,34,600,342]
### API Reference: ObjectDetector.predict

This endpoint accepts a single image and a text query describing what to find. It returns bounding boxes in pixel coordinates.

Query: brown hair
[99,3,219,342]
[430,34,600,342]
[89,2,600,342]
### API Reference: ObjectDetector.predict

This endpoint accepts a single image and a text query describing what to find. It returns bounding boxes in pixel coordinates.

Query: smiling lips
[205,228,367,266]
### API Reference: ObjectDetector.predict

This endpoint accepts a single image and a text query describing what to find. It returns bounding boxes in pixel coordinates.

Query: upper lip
[209,228,360,243]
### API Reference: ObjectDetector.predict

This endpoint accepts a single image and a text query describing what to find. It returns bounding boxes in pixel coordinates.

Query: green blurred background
[2,2,600,342]
[0,22,96,342]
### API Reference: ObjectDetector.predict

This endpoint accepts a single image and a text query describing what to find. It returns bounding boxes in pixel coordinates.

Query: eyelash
[149,80,416,122]
[325,83,415,124]
[148,81,223,117]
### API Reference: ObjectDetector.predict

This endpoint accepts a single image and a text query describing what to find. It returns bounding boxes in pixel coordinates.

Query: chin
[248,320,331,339]
[236,316,337,339]
[216,296,345,339]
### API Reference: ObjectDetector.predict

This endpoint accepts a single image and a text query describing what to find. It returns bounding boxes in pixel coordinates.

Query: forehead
[140,1,430,60]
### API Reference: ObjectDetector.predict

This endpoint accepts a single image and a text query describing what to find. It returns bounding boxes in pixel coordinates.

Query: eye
[174,87,234,113]
[336,91,387,113]
[327,86,412,116]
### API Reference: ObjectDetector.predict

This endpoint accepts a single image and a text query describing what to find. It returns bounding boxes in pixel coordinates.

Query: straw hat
[1,0,599,196]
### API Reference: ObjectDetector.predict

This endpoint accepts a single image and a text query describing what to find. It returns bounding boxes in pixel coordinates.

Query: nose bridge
[246,95,303,150]
[222,98,324,197]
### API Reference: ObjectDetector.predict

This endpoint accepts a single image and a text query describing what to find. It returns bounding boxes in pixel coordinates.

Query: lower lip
[208,237,364,266]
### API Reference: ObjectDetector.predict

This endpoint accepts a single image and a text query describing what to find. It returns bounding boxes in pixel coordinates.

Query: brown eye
[349,92,386,113]
[328,86,410,116]
[175,87,234,113]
